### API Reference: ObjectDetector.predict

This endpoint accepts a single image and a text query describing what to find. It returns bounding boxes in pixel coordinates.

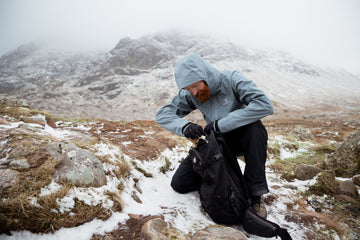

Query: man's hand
[204,121,220,134]
[183,123,205,139]
[204,122,214,134]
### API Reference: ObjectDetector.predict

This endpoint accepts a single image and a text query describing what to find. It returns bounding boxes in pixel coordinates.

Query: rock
[10,123,42,136]
[334,195,357,203]
[191,226,248,240]
[8,145,26,159]
[0,118,10,125]
[290,125,314,140]
[0,159,11,169]
[352,174,360,187]
[325,129,360,177]
[77,136,98,145]
[21,116,46,126]
[283,184,298,190]
[131,191,142,204]
[294,164,322,180]
[309,171,338,196]
[9,159,30,170]
[45,141,106,187]
[140,218,170,240]
[337,180,359,198]
[0,169,19,192]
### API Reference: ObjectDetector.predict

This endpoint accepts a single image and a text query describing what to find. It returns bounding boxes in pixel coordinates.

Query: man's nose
[189,88,198,96]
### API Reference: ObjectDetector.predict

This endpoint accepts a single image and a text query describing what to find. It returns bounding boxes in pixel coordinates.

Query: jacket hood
[174,53,222,93]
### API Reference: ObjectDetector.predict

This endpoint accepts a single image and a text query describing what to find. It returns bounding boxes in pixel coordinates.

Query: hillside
[0,95,359,240]
[0,32,360,239]
[0,32,359,122]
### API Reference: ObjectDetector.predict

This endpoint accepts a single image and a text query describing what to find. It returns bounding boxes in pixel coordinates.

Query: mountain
[1,31,359,121]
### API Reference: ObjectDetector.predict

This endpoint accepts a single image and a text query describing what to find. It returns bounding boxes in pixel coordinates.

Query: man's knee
[171,178,190,194]
[170,176,200,194]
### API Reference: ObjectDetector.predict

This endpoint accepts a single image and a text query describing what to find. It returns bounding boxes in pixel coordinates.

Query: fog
[0,0,359,73]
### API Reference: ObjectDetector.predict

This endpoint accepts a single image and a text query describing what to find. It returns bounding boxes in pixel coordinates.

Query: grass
[286,197,350,239]
[0,107,129,234]
[0,155,119,234]
[268,134,359,239]
[53,116,101,125]
[113,159,131,179]
[131,161,153,178]
[160,157,172,174]
[267,136,332,180]
[0,103,56,127]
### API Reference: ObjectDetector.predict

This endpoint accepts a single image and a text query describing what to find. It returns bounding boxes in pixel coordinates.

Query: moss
[281,170,296,181]
[267,141,281,160]
[309,171,338,196]
[312,143,338,154]
[160,157,172,174]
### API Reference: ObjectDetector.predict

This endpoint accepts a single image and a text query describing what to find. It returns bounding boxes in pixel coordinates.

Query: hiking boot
[251,195,267,219]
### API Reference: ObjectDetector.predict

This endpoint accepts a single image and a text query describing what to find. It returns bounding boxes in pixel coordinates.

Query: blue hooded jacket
[156,53,274,137]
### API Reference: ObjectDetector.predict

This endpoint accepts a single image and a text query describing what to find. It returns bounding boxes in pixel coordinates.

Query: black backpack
[189,129,292,240]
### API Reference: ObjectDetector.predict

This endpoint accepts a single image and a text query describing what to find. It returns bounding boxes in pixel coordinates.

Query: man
[156,53,273,218]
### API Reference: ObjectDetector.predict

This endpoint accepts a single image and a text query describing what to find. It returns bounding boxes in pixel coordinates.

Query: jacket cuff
[214,120,220,133]
[182,122,191,134]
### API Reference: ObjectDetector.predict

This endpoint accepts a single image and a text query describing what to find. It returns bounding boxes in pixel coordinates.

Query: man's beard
[196,89,211,103]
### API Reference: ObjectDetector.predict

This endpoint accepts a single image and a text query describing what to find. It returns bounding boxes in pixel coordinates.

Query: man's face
[184,80,211,103]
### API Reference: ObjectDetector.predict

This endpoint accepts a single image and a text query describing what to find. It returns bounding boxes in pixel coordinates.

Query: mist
[1,0,359,73]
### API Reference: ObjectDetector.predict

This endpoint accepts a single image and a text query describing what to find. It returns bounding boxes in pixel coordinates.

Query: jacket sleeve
[217,72,274,133]
[156,91,196,137]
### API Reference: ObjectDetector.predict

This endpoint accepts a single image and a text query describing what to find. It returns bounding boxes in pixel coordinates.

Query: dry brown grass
[0,122,121,234]
[0,103,56,127]
[286,198,350,239]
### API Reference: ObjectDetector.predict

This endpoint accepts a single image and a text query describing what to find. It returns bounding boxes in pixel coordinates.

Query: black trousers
[171,120,269,197]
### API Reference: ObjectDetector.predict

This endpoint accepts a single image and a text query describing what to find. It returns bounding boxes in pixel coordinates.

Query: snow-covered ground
[0,120,347,240]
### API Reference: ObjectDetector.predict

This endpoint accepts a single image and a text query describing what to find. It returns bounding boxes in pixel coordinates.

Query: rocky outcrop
[45,141,106,187]
[325,129,360,177]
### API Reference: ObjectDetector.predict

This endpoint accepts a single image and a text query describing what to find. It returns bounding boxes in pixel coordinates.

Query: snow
[39,180,62,197]
[0,123,344,240]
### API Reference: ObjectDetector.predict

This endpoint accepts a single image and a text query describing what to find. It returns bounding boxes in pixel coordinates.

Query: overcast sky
[0,0,359,73]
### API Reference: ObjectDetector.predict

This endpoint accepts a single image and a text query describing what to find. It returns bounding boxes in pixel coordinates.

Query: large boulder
[140,218,171,240]
[140,218,248,240]
[44,141,106,187]
[191,226,248,240]
[337,180,359,199]
[309,171,338,195]
[325,129,360,177]
[294,164,322,180]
